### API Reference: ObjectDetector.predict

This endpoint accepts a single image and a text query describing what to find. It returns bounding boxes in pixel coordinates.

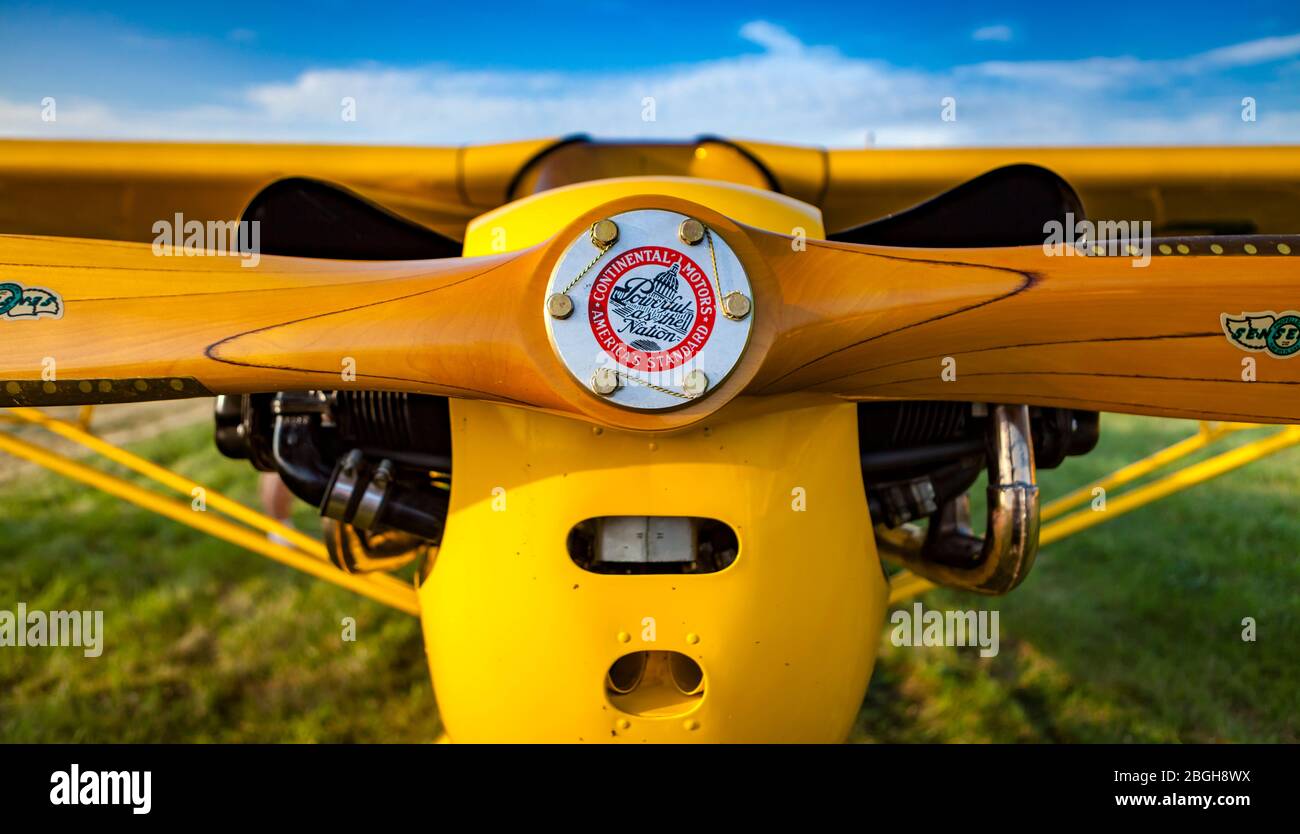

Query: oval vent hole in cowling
[567,516,738,575]
[606,651,704,717]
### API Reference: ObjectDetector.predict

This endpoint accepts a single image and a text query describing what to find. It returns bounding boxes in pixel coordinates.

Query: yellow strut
[1038,425,1300,545]
[12,406,428,609]
[889,423,1300,605]
[75,405,96,432]
[1040,422,1253,522]
[0,426,420,616]
[9,407,425,611]
[8,406,327,556]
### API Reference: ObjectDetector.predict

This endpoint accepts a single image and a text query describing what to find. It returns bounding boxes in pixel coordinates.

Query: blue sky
[3,0,1300,145]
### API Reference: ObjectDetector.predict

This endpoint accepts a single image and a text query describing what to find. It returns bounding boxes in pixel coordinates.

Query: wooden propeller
[2,198,1298,427]
[0,233,568,411]
[749,231,1300,424]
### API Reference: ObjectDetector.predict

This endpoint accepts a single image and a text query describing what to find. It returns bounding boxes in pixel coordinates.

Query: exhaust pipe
[322,518,429,574]
[876,404,1040,595]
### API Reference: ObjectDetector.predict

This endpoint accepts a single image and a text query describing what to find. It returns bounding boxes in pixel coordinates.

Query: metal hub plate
[543,209,753,411]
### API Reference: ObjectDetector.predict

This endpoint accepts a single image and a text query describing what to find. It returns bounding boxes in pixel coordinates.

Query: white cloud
[972,25,1013,43]
[740,20,806,55]
[964,31,1300,90]
[1190,33,1300,70]
[1,21,1297,147]
[961,56,1149,91]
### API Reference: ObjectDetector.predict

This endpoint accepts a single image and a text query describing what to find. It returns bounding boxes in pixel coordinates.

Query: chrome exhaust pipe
[876,404,1040,595]
[322,517,429,574]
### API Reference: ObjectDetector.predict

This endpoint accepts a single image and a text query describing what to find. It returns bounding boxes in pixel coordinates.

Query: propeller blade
[9,192,1299,429]
[0,234,557,410]
[752,232,1300,423]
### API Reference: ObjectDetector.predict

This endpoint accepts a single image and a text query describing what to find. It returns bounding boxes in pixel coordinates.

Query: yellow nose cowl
[420,176,886,743]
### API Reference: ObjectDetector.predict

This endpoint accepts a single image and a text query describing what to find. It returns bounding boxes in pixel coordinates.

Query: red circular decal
[588,245,717,371]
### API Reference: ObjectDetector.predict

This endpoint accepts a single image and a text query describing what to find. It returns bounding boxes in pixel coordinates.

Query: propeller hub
[543,208,754,411]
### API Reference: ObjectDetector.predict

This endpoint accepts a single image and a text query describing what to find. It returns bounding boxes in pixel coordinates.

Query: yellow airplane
[1,136,1297,742]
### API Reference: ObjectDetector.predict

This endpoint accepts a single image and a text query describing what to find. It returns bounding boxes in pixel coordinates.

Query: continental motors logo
[0,282,63,321]
[589,246,716,372]
[1221,310,1300,358]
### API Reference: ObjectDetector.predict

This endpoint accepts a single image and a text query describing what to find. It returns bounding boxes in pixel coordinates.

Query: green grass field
[1,412,1297,742]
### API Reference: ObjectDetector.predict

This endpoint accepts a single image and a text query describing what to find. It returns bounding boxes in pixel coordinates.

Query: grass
[1,412,1296,742]
[853,417,1300,743]
[0,421,439,742]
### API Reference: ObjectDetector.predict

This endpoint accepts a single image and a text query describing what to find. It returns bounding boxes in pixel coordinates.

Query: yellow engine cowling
[417,178,888,742]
